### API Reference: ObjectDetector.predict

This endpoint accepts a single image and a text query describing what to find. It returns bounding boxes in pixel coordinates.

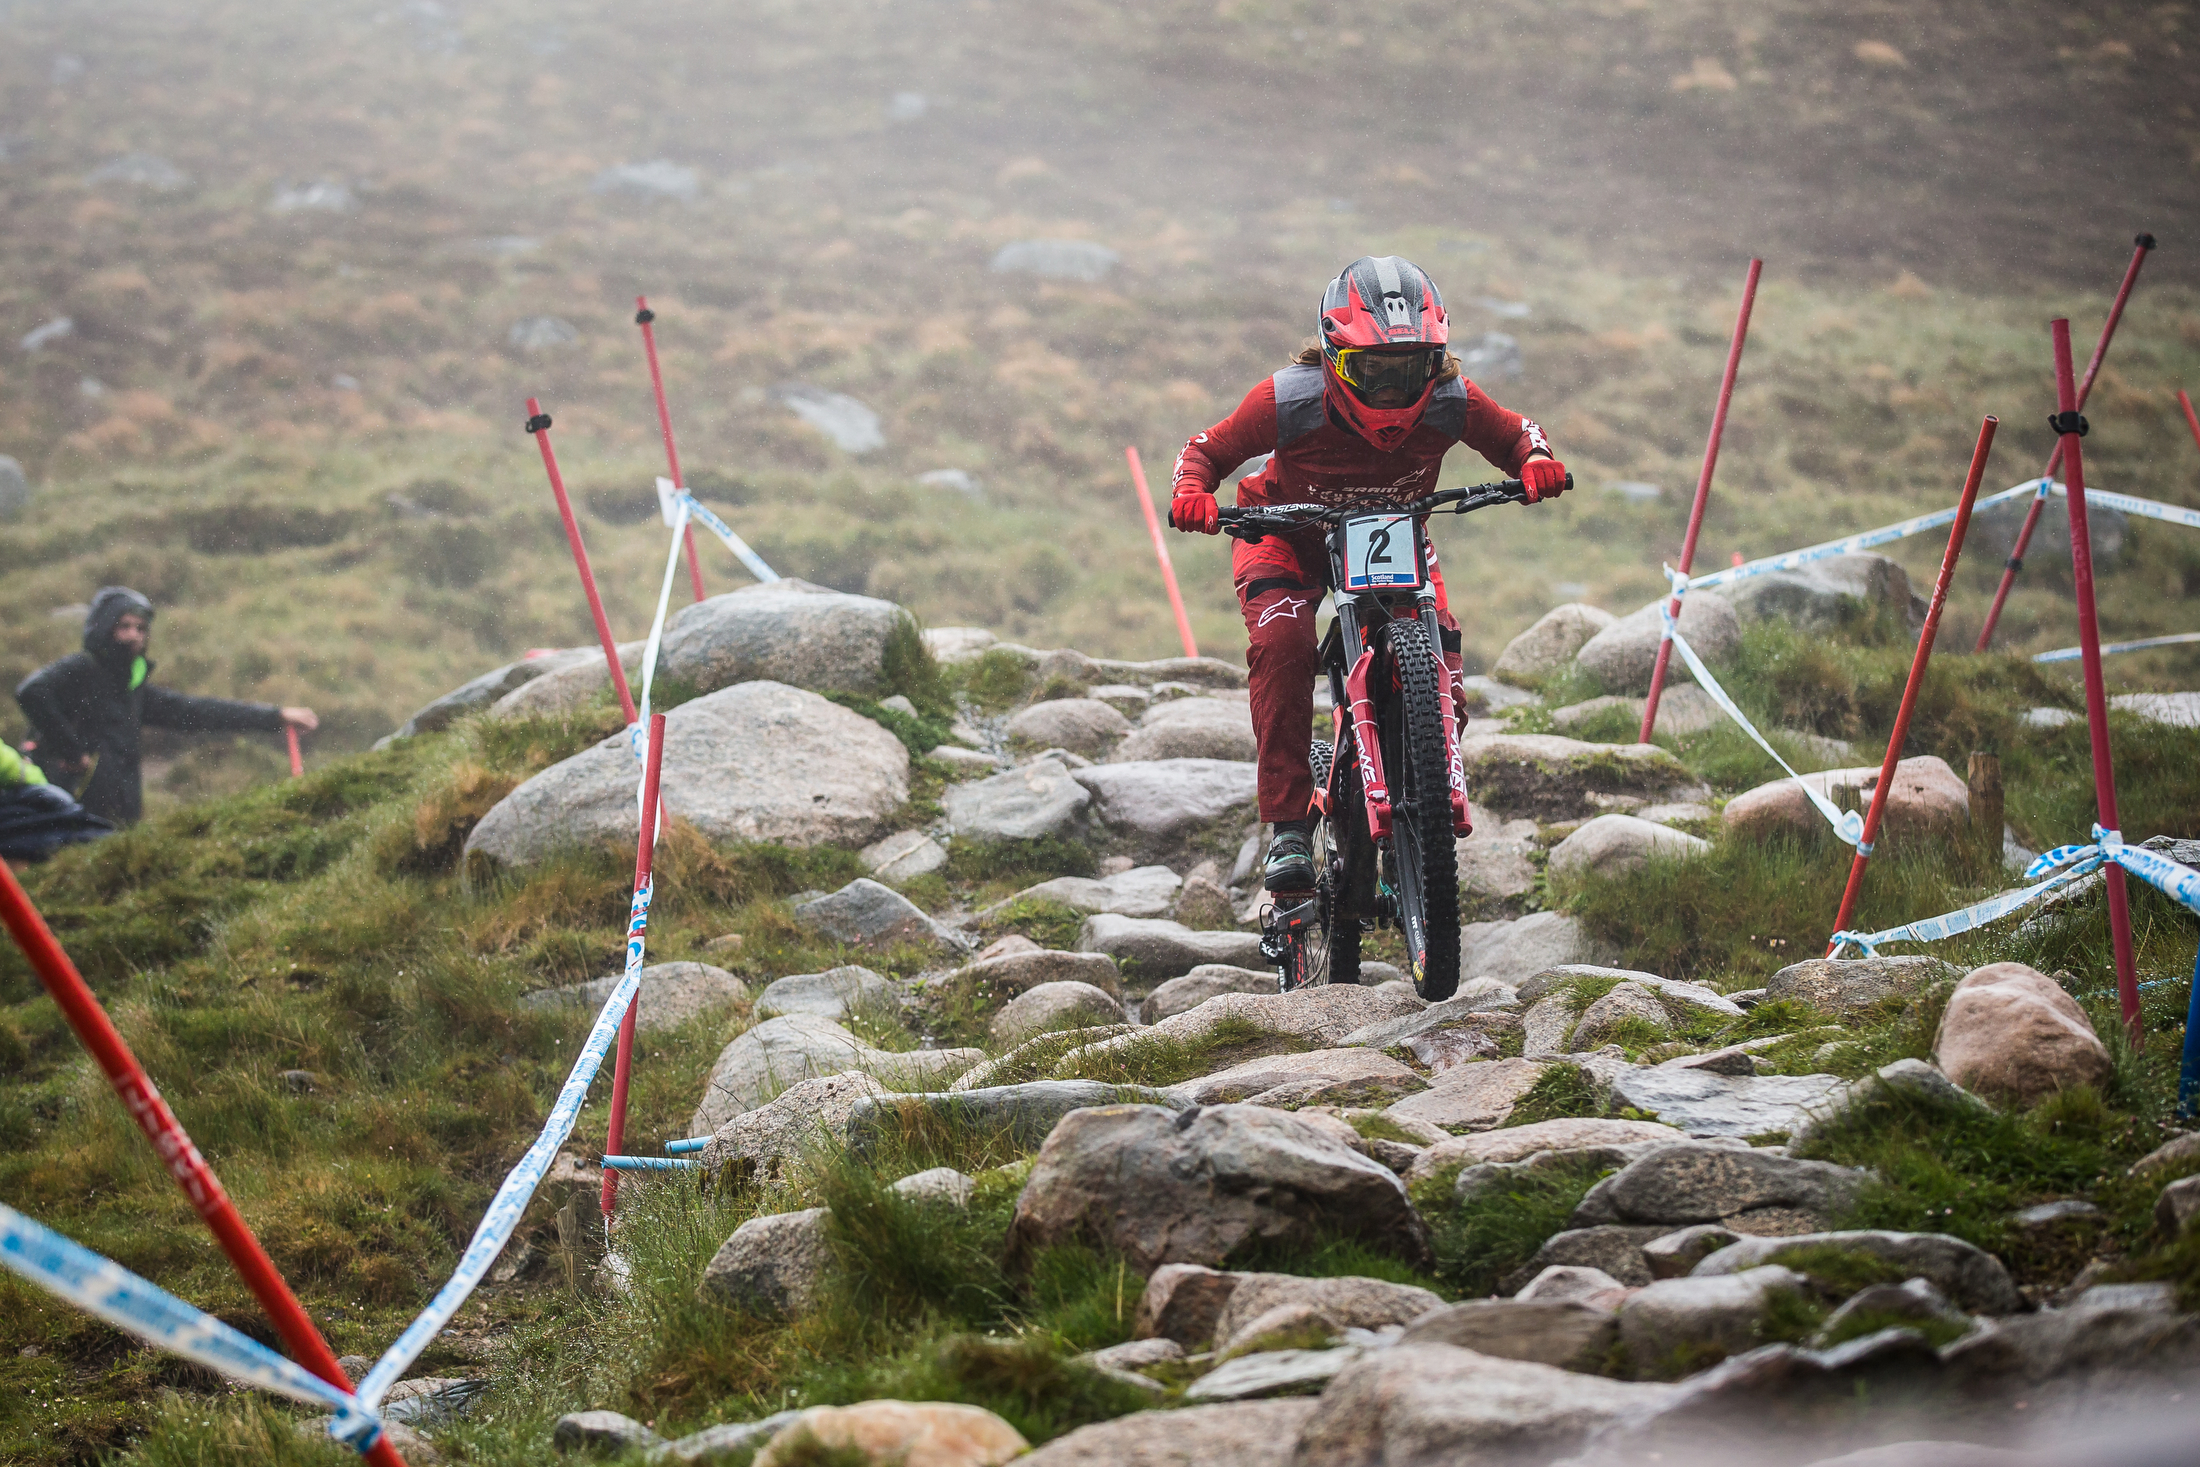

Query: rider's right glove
[1520,457,1569,504]
[1169,490,1221,534]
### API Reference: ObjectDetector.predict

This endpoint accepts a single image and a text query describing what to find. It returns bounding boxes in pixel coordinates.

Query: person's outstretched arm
[139,683,290,734]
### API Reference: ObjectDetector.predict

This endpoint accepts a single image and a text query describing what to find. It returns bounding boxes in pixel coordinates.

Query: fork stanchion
[1126,445,1200,659]
[1641,256,1761,743]
[1976,234,2155,652]
[285,723,303,778]
[2049,318,2142,1038]
[526,399,639,724]
[634,297,706,603]
[1826,416,1999,954]
[0,861,408,1467]
[2180,389,2200,456]
[601,712,666,1219]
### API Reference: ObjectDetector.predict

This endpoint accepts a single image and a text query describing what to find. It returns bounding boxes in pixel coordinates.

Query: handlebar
[1214,475,1566,540]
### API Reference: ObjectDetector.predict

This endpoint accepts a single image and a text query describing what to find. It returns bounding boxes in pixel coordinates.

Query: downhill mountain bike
[1224,476,1559,1002]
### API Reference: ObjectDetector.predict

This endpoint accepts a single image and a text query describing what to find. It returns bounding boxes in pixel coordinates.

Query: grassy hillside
[2,0,2198,817]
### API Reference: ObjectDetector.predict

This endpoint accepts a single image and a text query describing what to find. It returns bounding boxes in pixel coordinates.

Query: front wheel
[1382,618,1461,1001]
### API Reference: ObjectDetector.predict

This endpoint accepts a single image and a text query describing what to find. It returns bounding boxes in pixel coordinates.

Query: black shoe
[1264,828,1316,891]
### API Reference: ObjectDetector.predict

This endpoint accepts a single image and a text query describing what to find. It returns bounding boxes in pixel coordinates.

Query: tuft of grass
[823,691,953,760]
[972,896,1088,955]
[951,839,1096,889]
[880,615,955,721]
[945,650,1035,713]
[1052,1015,1309,1088]
[1416,1155,1611,1298]
[1813,1306,1969,1351]
[1503,1064,1609,1127]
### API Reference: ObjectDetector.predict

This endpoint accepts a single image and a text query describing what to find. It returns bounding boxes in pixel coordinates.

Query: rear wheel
[1382,618,1461,1001]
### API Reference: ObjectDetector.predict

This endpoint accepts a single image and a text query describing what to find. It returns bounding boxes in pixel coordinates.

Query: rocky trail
[280,555,2200,1467]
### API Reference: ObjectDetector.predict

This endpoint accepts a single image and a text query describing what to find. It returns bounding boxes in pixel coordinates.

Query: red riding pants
[1235,527,1465,823]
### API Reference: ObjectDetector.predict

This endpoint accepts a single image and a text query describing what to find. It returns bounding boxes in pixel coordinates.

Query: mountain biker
[1169,255,1568,894]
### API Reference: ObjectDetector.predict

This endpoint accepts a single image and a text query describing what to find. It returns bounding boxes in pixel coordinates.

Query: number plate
[1341,514,1421,591]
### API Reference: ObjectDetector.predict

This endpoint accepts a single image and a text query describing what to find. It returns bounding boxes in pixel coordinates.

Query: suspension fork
[1335,594,1393,842]
[1418,592,1472,836]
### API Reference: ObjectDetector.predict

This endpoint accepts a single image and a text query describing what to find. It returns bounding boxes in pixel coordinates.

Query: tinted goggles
[1329,346,1445,396]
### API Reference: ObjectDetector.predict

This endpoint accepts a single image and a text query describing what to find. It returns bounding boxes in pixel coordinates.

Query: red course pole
[1976,234,2155,652]
[634,298,707,603]
[1641,257,1761,743]
[526,400,639,725]
[0,864,409,1467]
[1826,416,1999,954]
[2179,388,2200,455]
[2049,318,2142,1037]
[1126,446,1200,659]
[285,723,304,779]
[601,712,666,1220]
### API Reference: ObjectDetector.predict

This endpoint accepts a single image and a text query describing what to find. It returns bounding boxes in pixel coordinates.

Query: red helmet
[1319,256,1450,452]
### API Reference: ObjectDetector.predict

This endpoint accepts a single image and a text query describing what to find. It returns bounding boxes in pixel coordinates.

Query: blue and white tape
[0,1203,382,1452]
[627,496,693,782]
[1678,481,2042,594]
[660,478,780,585]
[2048,482,2200,533]
[2034,631,2200,665]
[1657,596,1865,848]
[1830,826,2200,957]
[355,876,654,1411]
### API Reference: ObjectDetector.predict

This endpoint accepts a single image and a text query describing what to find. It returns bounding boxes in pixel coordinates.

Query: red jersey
[1172,363,1549,511]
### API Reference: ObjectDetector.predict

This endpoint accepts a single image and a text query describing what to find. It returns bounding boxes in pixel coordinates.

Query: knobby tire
[1384,618,1461,1001]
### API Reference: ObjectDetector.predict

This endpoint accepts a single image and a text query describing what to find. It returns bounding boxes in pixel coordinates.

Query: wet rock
[659,1411,805,1463]
[1461,912,1624,984]
[553,1410,663,1453]
[756,965,898,1021]
[1213,1273,1444,1353]
[1619,1265,1808,1370]
[1494,603,1619,683]
[1458,817,1540,905]
[1167,1048,1427,1108]
[520,962,748,1033]
[2132,1132,2200,1175]
[1407,1118,1686,1183]
[1005,698,1130,757]
[1335,983,1521,1046]
[989,980,1126,1044]
[1570,1144,1870,1231]
[1293,1344,1676,1466]
[1515,1265,1632,1309]
[889,1167,977,1208]
[1547,814,1709,883]
[1115,698,1258,763]
[933,949,1125,1005]
[2157,1174,2200,1236]
[700,1207,831,1316]
[1075,914,1266,979]
[1458,735,1701,823]
[1691,1230,2022,1315]
[700,1072,885,1182]
[1385,1057,1549,1133]
[1567,982,1673,1051]
[1723,755,1968,846]
[465,682,908,868]
[661,581,909,697]
[847,1080,1181,1159]
[1933,962,2111,1106]
[1707,553,1925,632]
[489,641,647,719]
[942,757,1092,842]
[1643,1224,1744,1279]
[1000,865,1180,919]
[1609,1067,1847,1139]
[385,647,601,739]
[1136,1262,1243,1346]
[772,383,885,454]
[1073,759,1259,865]
[1940,1297,2200,1387]
[692,1015,982,1131]
[1576,593,1742,695]
[1811,1278,1970,1346]
[1766,956,1961,1016]
[1147,965,1285,1020]
[1185,1347,1359,1401]
[1015,1400,1316,1467]
[1398,1298,1619,1370]
[794,879,970,954]
[1517,967,1744,1018]
[1005,1103,1430,1272]
[753,1400,1026,1467]
[1789,1059,1989,1148]
[863,829,947,883]
[1504,1226,1672,1290]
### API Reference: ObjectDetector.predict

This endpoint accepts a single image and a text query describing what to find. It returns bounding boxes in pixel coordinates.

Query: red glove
[1170,490,1220,534]
[1520,457,1569,504]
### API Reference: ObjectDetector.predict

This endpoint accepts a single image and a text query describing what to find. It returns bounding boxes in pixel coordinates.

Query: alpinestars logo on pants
[1256,596,1307,628]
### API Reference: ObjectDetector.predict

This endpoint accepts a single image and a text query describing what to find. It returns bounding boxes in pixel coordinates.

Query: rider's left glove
[1520,457,1569,504]
[1169,491,1221,534]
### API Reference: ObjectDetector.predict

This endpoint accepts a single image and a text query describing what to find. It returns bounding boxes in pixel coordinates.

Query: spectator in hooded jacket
[14,587,319,827]
[0,739,112,869]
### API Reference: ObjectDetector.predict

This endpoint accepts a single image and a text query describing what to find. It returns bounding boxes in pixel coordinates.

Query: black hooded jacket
[14,587,284,826]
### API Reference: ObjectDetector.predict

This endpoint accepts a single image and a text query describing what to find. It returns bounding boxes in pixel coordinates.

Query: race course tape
[662,479,780,585]
[355,875,655,1412]
[1683,478,2200,598]
[0,1203,383,1452]
[2034,631,2200,664]
[1658,595,1865,849]
[1830,825,2200,958]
